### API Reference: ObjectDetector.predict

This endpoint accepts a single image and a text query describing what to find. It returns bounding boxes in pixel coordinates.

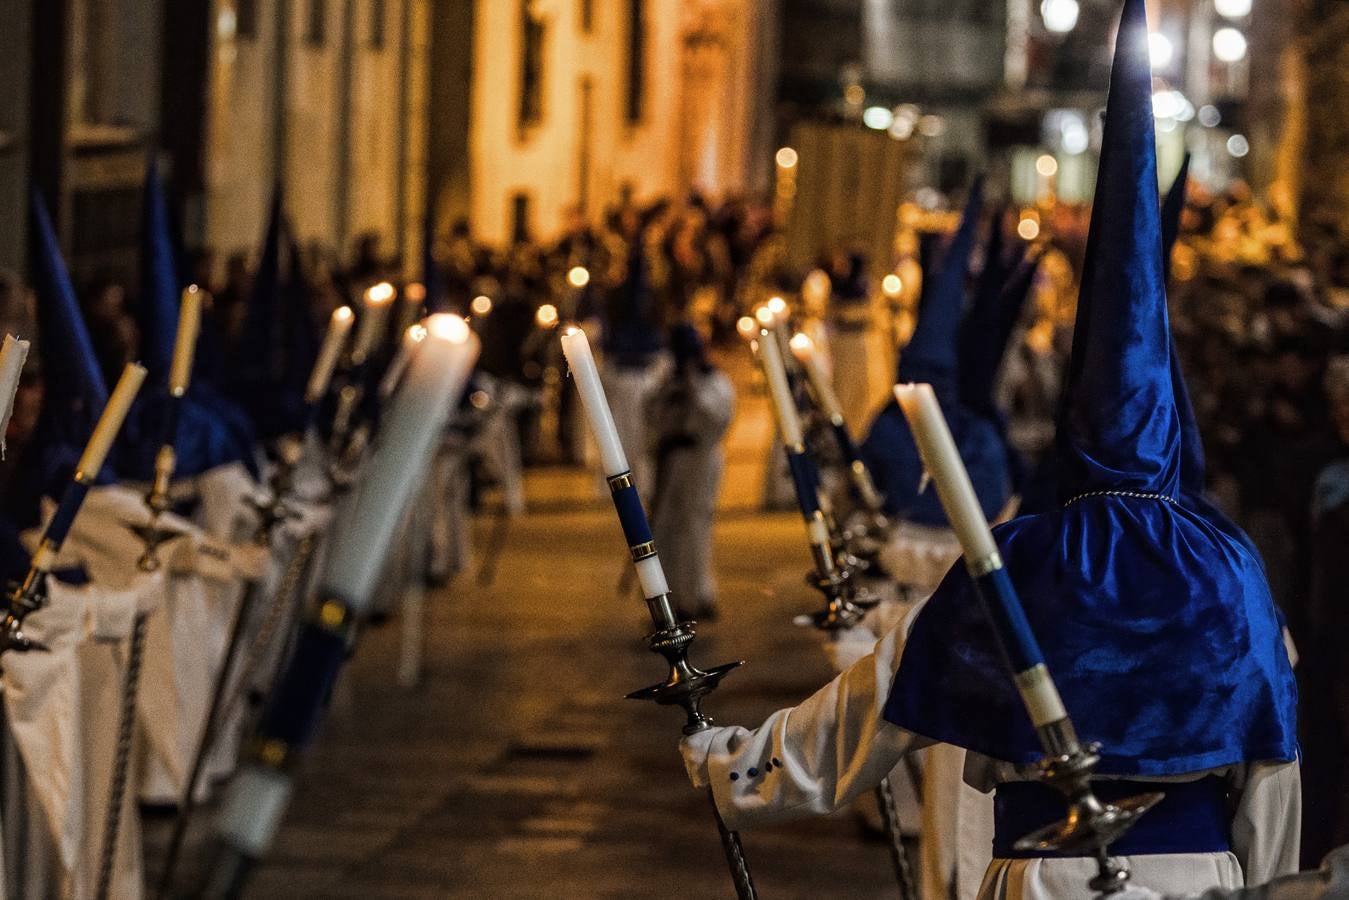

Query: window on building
[370,0,386,48]
[625,0,645,124]
[511,193,533,245]
[518,1,545,127]
[306,0,326,46]
[236,0,259,38]
[580,0,594,32]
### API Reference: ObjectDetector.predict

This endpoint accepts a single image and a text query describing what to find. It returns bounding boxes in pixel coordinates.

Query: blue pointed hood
[882,0,1296,776]
[601,236,664,362]
[31,188,107,414]
[139,154,180,379]
[898,178,983,401]
[227,186,307,439]
[958,209,1033,418]
[1161,153,1204,491]
[7,189,115,525]
[1054,1,1179,502]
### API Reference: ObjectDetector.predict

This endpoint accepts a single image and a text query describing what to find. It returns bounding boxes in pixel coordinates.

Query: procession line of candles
[559,327,671,600]
[894,383,1067,729]
[306,306,354,405]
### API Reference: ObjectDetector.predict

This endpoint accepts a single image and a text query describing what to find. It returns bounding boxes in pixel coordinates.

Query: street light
[1213,27,1247,62]
[1041,0,1079,33]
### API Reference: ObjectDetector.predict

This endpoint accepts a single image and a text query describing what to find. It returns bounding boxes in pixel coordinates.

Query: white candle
[0,334,30,457]
[893,383,998,565]
[77,362,148,481]
[790,332,843,422]
[560,327,630,476]
[758,326,804,448]
[351,282,395,364]
[169,285,203,396]
[320,314,479,612]
[306,305,355,403]
[378,323,427,400]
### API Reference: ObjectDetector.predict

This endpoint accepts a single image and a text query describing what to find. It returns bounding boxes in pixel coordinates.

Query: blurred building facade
[447,0,777,245]
[0,0,433,285]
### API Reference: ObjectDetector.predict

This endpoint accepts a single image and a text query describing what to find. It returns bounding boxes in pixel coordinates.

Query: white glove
[679,728,722,790]
[823,624,878,672]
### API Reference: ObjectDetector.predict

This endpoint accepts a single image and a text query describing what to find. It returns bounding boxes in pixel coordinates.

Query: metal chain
[709,791,758,900]
[876,776,919,900]
[220,533,316,724]
[1063,489,1176,507]
[95,612,148,900]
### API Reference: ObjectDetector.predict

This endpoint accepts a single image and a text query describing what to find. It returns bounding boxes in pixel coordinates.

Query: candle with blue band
[893,382,1060,722]
[894,380,1163,881]
[2,362,147,653]
[196,314,478,898]
[756,324,836,567]
[559,325,755,900]
[560,327,669,598]
[790,332,886,514]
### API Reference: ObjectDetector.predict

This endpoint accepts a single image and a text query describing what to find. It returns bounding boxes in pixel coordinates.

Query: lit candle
[169,285,203,396]
[560,327,628,476]
[893,383,998,569]
[757,325,804,448]
[789,332,843,423]
[306,306,355,403]
[378,323,428,400]
[0,334,30,456]
[77,362,148,482]
[351,282,395,365]
[561,326,669,600]
[320,314,479,612]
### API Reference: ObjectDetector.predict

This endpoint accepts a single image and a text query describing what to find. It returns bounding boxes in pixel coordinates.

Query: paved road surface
[145,353,901,898]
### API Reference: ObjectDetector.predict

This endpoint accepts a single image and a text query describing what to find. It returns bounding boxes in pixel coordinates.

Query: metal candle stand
[1017,719,1163,894]
[625,592,742,734]
[0,567,50,655]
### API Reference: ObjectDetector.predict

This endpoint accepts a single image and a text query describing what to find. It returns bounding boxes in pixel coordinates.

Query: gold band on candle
[607,471,635,492]
[630,541,657,562]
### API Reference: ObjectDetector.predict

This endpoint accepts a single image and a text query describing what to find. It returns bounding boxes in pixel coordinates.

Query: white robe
[685,604,1302,899]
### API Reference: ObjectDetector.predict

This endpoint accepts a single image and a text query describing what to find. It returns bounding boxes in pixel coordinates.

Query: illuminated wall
[465,0,771,244]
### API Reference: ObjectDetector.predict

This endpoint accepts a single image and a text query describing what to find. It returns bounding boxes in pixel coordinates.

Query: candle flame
[567,266,590,288]
[767,296,788,316]
[535,304,559,328]
[736,316,757,340]
[426,313,470,343]
[366,282,396,305]
[470,295,493,316]
[562,325,582,338]
[789,332,813,355]
[407,324,428,344]
[186,283,201,295]
[334,305,354,322]
[754,306,775,326]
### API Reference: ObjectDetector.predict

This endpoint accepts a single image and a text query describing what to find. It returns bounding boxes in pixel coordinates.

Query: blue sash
[992,776,1231,858]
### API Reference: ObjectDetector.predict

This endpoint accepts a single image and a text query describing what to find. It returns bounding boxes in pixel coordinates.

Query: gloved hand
[679,727,722,790]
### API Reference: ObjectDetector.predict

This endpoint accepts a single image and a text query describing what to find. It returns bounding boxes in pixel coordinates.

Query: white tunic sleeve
[1231,761,1302,886]
[696,620,930,830]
